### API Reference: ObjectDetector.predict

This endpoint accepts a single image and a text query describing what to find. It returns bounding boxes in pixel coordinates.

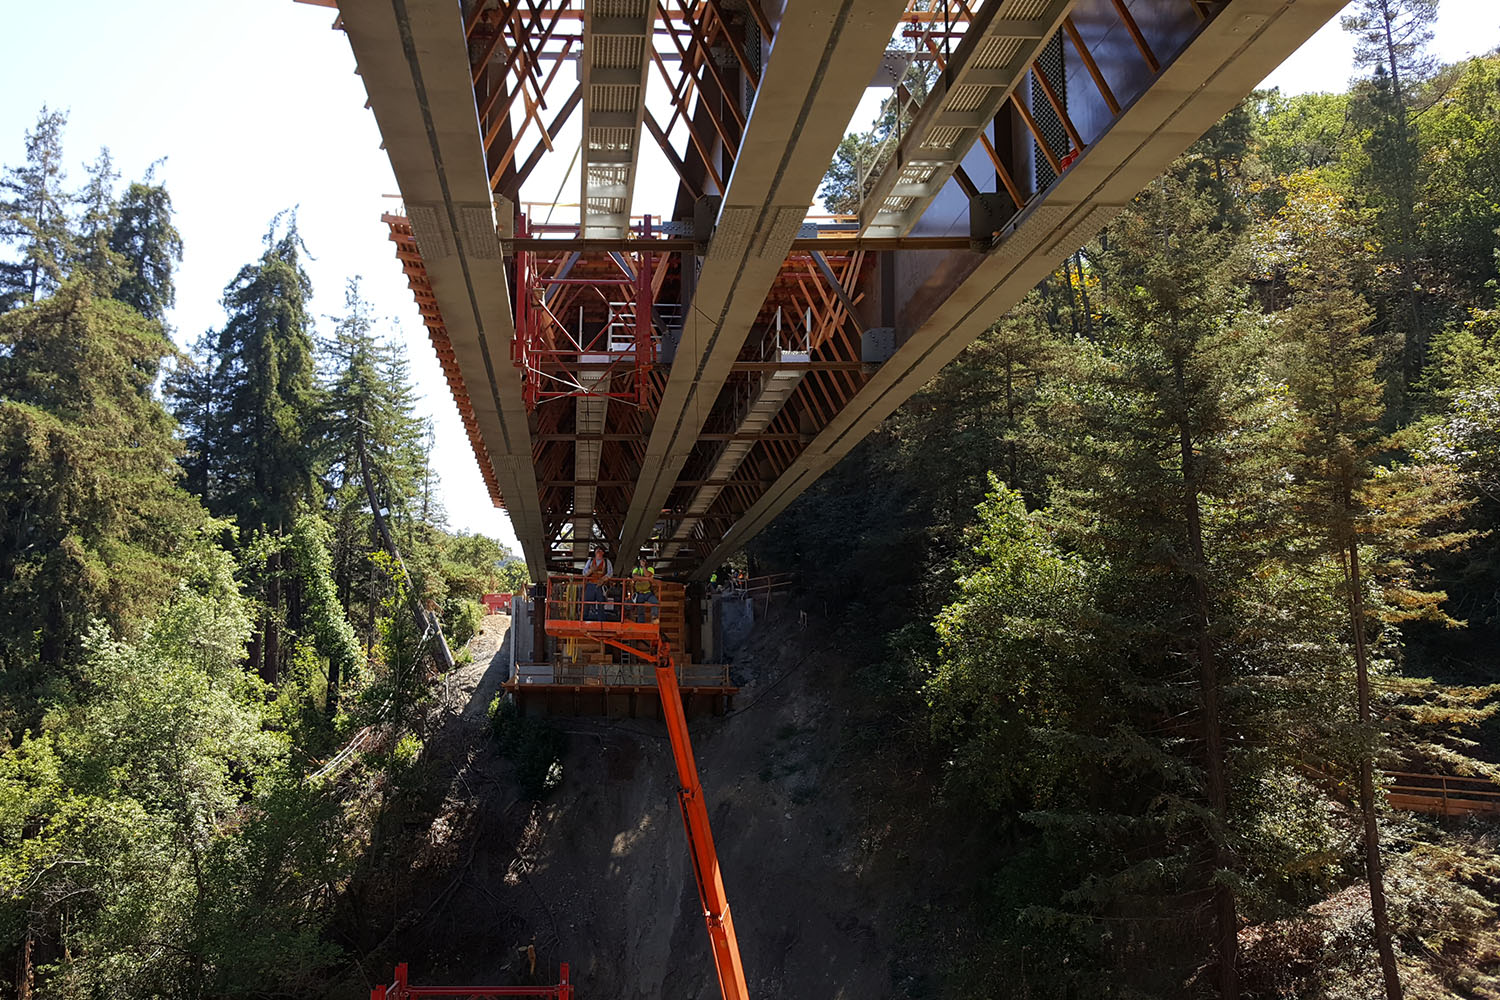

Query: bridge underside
[324,0,1346,579]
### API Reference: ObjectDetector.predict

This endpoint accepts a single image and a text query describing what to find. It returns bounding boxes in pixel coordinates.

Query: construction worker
[631,553,659,623]
[583,545,611,621]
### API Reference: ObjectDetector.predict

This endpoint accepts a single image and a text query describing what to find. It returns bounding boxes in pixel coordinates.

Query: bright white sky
[1,1,1496,557]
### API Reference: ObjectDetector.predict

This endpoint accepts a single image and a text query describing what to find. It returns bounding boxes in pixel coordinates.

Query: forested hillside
[0,109,526,997]
[754,33,1500,1000]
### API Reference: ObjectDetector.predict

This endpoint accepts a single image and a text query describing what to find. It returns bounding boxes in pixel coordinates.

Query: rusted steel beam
[978,130,1025,208]
[471,0,521,88]
[515,85,582,189]
[490,37,575,175]
[656,5,740,156]
[742,0,772,40]
[666,0,746,130]
[650,46,728,191]
[538,432,806,442]
[643,108,705,201]
[1011,93,1062,176]
[701,0,758,86]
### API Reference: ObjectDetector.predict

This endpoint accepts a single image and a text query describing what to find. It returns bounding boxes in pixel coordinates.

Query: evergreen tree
[1276,261,1405,1000]
[0,282,207,692]
[212,218,317,530]
[0,108,75,310]
[73,148,124,291]
[109,167,183,324]
[1343,0,1440,393]
[1052,174,1270,997]
[166,333,222,503]
[316,280,427,649]
[208,217,318,682]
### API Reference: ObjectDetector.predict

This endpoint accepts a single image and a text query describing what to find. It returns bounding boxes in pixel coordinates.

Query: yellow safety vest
[632,566,655,594]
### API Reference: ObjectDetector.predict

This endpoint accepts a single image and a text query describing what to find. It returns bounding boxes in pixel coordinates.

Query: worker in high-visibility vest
[583,545,611,621]
[631,554,659,623]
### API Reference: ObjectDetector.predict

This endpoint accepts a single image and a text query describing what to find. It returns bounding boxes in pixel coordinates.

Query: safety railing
[1387,771,1500,818]
[543,574,663,638]
[372,963,572,1000]
[509,660,732,688]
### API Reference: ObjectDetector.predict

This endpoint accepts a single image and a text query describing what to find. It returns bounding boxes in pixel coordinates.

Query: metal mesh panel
[1029,33,1069,191]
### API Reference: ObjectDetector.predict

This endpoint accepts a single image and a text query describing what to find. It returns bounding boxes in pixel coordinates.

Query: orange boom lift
[539,574,749,1000]
[377,573,748,999]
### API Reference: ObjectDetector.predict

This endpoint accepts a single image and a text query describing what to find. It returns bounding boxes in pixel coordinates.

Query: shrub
[446,599,485,649]
[488,696,565,799]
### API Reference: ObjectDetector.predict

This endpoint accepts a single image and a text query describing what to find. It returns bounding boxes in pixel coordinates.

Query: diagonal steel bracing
[340,0,550,578]
[616,0,909,560]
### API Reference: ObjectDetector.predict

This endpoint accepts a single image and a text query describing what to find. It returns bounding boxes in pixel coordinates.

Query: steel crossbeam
[325,0,1350,581]
[859,0,1077,237]
[691,0,1351,577]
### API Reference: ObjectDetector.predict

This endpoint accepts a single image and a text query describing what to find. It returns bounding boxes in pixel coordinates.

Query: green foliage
[365,553,431,724]
[109,172,183,323]
[0,282,209,686]
[446,598,484,650]
[0,563,347,998]
[488,697,565,800]
[205,216,317,531]
[0,108,74,309]
[289,511,364,726]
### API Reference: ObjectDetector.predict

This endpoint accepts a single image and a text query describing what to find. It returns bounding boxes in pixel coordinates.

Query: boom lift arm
[542,576,750,1000]
[654,639,750,1000]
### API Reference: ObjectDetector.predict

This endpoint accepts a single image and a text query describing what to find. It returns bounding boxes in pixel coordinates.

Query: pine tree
[0,108,75,310]
[1343,0,1439,394]
[316,280,426,678]
[0,282,207,687]
[1276,263,1406,1000]
[110,168,183,324]
[73,149,124,291]
[1054,174,1269,998]
[213,218,317,529]
[208,218,318,682]
[166,333,222,502]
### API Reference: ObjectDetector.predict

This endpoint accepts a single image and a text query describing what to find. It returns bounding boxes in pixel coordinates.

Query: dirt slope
[355,605,937,999]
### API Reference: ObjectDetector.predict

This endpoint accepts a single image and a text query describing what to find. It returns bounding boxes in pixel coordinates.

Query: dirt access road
[355,606,941,999]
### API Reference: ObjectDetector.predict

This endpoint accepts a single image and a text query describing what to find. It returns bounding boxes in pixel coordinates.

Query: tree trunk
[356,433,453,672]
[263,544,281,686]
[1175,359,1239,1000]
[1348,539,1404,1000]
[1379,6,1424,393]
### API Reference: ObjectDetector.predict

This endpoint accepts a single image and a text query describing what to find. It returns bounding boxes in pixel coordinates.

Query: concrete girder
[340,0,550,579]
[691,0,1350,578]
[859,0,1078,238]
[582,1,657,239]
[616,0,909,560]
